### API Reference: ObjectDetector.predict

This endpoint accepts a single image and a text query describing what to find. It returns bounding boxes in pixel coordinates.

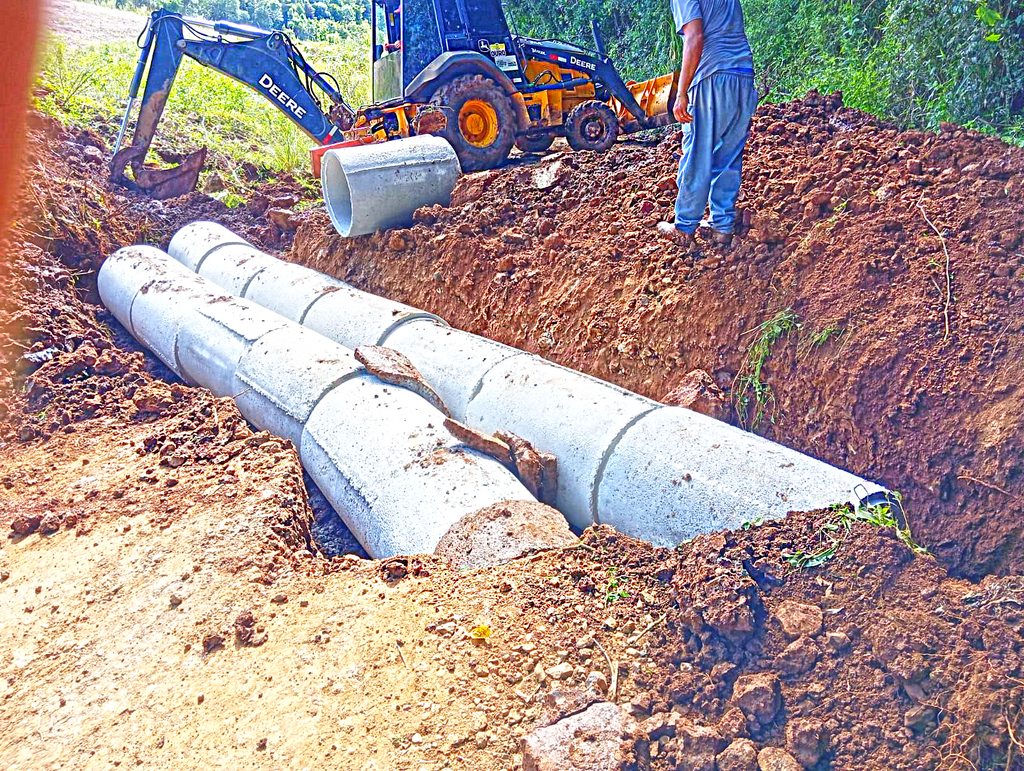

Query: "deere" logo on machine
[258,73,308,120]
[569,55,596,72]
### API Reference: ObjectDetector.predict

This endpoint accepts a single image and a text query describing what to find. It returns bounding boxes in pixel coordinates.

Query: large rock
[757,747,802,771]
[522,701,647,771]
[718,738,759,771]
[773,601,824,638]
[661,369,732,423]
[732,673,782,724]
[785,718,828,768]
[435,500,576,570]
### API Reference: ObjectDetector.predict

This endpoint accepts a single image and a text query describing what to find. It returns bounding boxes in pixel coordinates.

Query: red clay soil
[0,113,296,440]
[2,106,1024,770]
[291,91,1024,581]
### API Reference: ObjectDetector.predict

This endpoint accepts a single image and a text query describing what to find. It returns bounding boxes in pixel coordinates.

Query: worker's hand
[673,94,693,124]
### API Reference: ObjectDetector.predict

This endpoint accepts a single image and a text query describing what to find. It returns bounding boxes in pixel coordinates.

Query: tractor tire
[430,74,517,172]
[515,133,555,154]
[564,100,619,153]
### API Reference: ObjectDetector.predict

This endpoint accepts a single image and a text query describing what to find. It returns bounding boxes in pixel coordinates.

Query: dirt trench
[1,105,1023,770]
[291,91,1024,581]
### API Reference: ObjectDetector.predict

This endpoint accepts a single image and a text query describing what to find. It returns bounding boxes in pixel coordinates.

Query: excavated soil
[292,91,1024,581]
[2,102,1023,770]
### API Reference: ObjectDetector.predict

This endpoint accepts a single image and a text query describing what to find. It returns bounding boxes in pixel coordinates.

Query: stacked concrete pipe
[320,136,462,237]
[169,222,897,547]
[97,245,573,564]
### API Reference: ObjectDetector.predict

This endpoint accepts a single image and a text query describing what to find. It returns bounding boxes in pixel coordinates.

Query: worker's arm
[673,18,704,124]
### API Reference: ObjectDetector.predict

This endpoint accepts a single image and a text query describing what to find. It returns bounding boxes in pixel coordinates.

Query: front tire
[564,100,619,153]
[430,74,517,172]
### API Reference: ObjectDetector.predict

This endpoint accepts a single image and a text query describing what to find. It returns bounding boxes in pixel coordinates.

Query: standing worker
[657,0,758,251]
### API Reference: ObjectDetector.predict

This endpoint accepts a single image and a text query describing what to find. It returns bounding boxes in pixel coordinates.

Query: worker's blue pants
[674,72,758,235]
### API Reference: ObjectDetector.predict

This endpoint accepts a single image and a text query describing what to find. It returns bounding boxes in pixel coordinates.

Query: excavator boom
[110,10,354,199]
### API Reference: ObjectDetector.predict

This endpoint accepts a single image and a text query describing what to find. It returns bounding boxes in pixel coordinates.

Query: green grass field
[36,30,371,192]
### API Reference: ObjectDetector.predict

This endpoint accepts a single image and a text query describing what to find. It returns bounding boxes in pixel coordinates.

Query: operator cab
[371,0,525,103]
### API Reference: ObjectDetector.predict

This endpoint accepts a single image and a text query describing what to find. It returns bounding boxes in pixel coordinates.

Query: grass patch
[733,308,801,430]
[34,32,371,183]
[797,322,844,360]
[783,496,929,570]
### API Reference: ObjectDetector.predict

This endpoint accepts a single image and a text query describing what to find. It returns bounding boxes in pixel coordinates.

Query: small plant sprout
[797,323,844,359]
[604,567,630,607]
[741,514,766,530]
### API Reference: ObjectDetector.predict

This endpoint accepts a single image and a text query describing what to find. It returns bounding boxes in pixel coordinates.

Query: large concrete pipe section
[169,223,897,547]
[320,136,461,238]
[98,245,572,562]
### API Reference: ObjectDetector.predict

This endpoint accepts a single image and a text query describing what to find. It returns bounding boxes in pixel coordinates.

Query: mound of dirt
[3,104,1023,770]
[292,90,1024,579]
[1,113,305,443]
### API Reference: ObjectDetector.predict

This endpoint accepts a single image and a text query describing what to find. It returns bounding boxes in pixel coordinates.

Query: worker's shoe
[699,225,734,246]
[656,221,701,253]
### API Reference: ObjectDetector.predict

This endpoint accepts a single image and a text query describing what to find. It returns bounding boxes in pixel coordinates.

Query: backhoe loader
[111,1,678,199]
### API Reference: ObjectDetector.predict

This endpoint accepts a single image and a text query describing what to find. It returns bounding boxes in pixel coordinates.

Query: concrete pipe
[320,135,462,238]
[169,221,446,345]
[98,245,572,561]
[168,225,899,547]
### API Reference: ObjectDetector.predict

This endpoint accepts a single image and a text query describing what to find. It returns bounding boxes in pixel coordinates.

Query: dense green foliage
[508,0,1024,140]
[87,0,369,40]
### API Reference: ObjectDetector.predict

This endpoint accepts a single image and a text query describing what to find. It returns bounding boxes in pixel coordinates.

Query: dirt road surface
[45,0,144,46]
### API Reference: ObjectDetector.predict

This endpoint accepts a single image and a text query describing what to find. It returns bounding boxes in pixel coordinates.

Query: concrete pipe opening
[321,136,462,238]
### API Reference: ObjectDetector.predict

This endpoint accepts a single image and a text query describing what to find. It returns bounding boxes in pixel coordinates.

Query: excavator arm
[111,10,356,199]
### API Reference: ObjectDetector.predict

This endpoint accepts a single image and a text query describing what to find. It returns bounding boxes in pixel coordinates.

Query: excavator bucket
[110,12,207,199]
[110,145,207,200]
[611,73,678,131]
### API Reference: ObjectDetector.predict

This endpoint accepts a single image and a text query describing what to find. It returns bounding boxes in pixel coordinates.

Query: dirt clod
[718,738,759,771]
[732,673,782,724]
[773,601,823,638]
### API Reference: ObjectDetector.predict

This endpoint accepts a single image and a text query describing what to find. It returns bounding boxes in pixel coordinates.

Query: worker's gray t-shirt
[671,0,753,89]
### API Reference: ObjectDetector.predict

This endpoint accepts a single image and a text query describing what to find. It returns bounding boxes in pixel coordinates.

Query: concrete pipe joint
[168,224,900,548]
[97,245,573,564]
[320,135,462,238]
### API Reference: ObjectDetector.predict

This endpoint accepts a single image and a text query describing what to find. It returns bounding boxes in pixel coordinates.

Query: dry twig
[918,200,952,342]
[394,639,409,669]
[957,474,1021,502]
[593,638,618,702]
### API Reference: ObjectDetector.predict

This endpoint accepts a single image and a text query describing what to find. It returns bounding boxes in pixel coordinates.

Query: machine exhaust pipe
[169,223,899,547]
[97,245,573,563]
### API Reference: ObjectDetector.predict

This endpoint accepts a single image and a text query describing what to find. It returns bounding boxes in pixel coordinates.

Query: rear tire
[430,74,517,172]
[564,100,619,153]
[515,133,555,154]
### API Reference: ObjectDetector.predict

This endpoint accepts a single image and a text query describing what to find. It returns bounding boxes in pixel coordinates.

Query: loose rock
[718,738,759,771]
[732,673,782,723]
[522,702,646,771]
[757,747,803,771]
[774,600,824,638]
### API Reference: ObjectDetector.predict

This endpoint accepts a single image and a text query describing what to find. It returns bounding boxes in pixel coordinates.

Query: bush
[507,0,1024,142]
[744,0,1024,139]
